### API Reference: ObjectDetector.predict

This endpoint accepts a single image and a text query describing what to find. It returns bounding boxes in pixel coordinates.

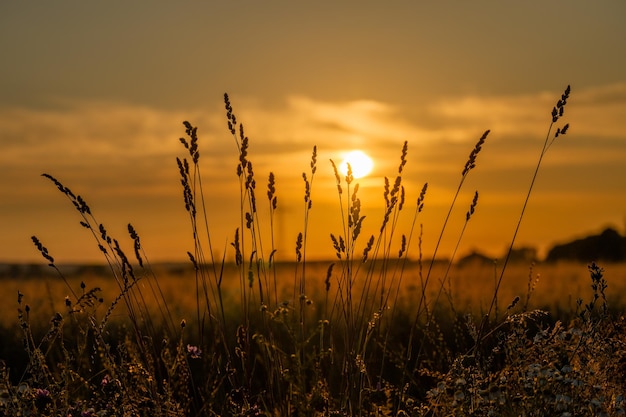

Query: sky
[1,1,625,265]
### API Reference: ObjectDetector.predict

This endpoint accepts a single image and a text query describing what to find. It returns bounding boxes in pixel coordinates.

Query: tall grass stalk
[402,130,489,391]
[479,85,571,343]
[429,191,480,323]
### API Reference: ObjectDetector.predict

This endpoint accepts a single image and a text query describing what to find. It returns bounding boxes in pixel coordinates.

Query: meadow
[3,260,626,335]
[2,85,626,416]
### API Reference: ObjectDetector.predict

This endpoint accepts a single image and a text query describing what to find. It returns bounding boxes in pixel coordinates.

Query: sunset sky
[1,2,625,264]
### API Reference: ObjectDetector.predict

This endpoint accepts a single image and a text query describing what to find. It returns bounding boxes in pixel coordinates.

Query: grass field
[2,85,626,416]
[3,259,626,332]
[2,259,625,416]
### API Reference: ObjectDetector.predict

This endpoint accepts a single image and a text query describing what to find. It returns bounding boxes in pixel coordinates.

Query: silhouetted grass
[2,85,625,416]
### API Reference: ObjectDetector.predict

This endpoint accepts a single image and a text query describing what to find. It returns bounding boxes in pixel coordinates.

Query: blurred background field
[3,259,624,333]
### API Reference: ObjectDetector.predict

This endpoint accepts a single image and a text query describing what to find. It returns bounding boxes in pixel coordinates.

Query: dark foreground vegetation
[3,85,625,416]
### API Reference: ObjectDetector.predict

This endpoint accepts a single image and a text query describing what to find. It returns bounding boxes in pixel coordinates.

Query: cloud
[568,83,626,139]
[220,96,423,156]
[0,102,189,158]
[1,82,624,199]
[427,83,626,141]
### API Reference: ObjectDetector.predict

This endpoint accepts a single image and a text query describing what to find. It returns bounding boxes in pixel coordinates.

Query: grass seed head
[224,93,237,135]
[466,191,479,221]
[330,159,343,195]
[296,232,303,262]
[345,163,354,185]
[311,145,317,174]
[362,235,375,263]
[31,236,54,265]
[398,141,408,174]
[325,263,334,291]
[398,234,407,258]
[462,130,490,176]
[267,172,278,209]
[417,182,428,212]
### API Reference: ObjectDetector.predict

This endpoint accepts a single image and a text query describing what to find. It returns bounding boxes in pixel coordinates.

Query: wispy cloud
[1,83,624,187]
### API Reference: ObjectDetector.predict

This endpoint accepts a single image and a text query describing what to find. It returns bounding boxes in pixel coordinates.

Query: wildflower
[81,408,97,417]
[101,374,111,387]
[187,344,202,359]
[34,388,50,398]
[34,388,52,411]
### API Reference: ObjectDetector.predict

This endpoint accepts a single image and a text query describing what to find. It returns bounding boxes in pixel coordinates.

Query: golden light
[339,150,374,179]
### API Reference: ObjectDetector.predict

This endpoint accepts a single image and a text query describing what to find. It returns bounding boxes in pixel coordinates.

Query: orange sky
[1,2,625,264]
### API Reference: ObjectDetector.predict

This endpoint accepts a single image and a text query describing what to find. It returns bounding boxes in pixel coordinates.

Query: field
[2,259,625,416]
[3,260,626,332]
[2,86,626,416]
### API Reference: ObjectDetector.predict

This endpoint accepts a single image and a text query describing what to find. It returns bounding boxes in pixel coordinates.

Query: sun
[339,150,374,179]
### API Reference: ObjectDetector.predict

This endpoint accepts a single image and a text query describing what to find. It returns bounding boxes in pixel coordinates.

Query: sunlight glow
[339,150,374,179]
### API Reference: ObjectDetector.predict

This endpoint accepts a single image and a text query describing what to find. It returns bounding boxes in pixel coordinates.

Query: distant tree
[545,228,626,263]
[457,250,494,267]
[507,246,538,264]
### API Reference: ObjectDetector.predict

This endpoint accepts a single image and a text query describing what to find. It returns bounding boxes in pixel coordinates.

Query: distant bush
[546,227,626,263]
